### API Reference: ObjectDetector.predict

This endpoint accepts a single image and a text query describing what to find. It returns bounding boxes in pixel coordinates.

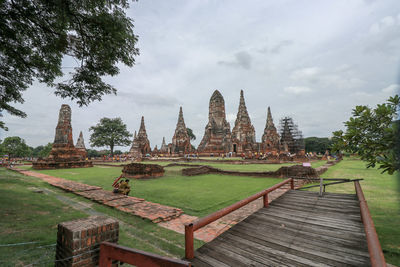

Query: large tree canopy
[332,95,399,174]
[0,136,32,158]
[0,0,139,130]
[89,117,132,156]
[304,137,333,154]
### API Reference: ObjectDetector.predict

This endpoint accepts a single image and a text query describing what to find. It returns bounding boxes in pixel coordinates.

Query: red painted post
[263,193,269,208]
[99,243,112,267]
[290,178,294,189]
[185,223,194,259]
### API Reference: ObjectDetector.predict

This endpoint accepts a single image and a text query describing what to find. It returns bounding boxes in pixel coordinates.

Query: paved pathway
[15,169,183,223]
[13,168,297,242]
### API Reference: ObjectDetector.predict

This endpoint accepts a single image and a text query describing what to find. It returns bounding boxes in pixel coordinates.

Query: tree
[304,137,333,154]
[89,118,132,156]
[0,136,32,158]
[0,0,139,130]
[186,128,196,141]
[332,95,399,174]
[37,143,53,158]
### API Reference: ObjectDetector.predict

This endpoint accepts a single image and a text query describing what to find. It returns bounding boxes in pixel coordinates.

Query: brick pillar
[56,216,119,267]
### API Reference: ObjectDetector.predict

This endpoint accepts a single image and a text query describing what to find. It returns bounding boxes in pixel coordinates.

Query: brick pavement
[14,169,183,223]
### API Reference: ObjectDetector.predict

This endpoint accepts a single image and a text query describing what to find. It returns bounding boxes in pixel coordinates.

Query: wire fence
[0,241,101,267]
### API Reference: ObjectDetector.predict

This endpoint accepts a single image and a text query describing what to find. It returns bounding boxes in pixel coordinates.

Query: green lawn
[309,158,400,265]
[28,165,283,217]
[0,168,203,266]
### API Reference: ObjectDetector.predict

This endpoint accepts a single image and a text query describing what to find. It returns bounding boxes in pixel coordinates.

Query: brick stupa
[261,107,281,154]
[33,105,93,169]
[129,116,151,158]
[231,90,256,154]
[75,131,88,158]
[171,107,192,156]
[197,90,232,155]
[159,137,168,154]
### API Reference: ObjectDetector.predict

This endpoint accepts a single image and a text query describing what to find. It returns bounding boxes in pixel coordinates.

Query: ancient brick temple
[171,107,192,156]
[129,116,151,158]
[261,107,281,154]
[159,137,168,154]
[33,105,93,169]
[197,90,232,155]
[231,90,256,155]
[75,131,88,158]
[279,116,305,155]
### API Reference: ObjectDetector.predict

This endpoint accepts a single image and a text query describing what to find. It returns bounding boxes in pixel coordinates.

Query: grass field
[0,168,203,266]
[309,157,400,265]
[28,165,284,217]
[9,158,399,265]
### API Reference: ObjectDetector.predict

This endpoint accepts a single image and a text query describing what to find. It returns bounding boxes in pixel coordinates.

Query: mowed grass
[309,158,400,265]
[0,169,88,266]
[0,168,203,266]
[29,165,284,217]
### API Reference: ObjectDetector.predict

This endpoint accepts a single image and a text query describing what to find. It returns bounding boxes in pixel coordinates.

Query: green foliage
[332,95,399,174]
[0,0,139,130]
[89,117,132,156]
[32,143,52,158]
[304,137,333,154]
[0,136,32,158]
[114,150,123,155]
[186,127,196,141]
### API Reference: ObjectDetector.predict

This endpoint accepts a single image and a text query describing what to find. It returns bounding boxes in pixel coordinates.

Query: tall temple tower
[261,107,281,154]
[197,90,232,155]
[171,107,191,156]
[129,116,151,158]
[231,90,256,154]
[33,104,92,169]
[279,116,305,154]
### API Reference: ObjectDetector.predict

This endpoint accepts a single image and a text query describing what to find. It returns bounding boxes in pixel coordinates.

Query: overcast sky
[2,0,400,151]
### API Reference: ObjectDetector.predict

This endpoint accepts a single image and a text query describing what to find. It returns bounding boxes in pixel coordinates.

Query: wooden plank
[224,228,370,266]
[268,202,362,219]
[191,190,371,266]
[232,222,370,257]
[260,207,363,228]
[237,217,368,251]
[207,234,324,267]
[247,213,368,242]
[257,209,365,233]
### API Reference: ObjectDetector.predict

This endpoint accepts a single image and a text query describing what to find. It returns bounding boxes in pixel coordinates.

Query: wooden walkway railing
[354,180,387,267]
[99,242,191,267]
[184,178,294,259]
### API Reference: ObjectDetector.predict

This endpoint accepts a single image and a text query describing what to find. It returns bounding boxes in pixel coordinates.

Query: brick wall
[56,216,119,267]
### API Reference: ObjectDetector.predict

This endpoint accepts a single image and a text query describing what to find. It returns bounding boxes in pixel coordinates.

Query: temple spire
[76,131,86,149]
[266,106,275,129]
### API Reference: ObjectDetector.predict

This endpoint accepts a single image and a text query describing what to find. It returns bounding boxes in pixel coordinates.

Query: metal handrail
[184,178,294,259]
[354,181,386,267]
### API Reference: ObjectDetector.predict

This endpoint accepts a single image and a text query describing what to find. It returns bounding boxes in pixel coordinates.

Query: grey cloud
[218,51,252,70]
[117,91,181,107]
[270,40,294,54]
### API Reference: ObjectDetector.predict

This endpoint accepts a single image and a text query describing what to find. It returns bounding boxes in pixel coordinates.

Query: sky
[2,0,400,151]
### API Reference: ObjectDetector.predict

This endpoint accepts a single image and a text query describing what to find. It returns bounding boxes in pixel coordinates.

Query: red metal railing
[354,181,386,267]
[184,178,294,259]
[99,242,191,267]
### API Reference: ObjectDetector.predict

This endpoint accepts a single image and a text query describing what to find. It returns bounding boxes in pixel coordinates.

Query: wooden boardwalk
[190,190,371,267]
